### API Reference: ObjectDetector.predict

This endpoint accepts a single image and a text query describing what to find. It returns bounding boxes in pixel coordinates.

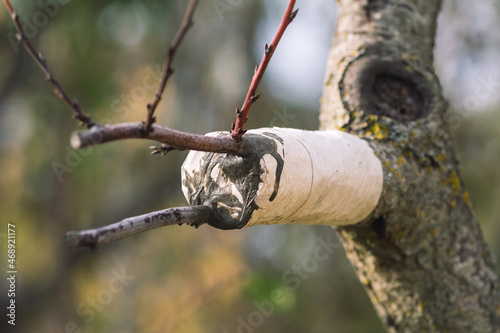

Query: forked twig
[4,0,300,251]
[144,0,199,131]
[4,0,247,155]
[231,0,298,139]
[64,206,213,249]
[3,0,94,127]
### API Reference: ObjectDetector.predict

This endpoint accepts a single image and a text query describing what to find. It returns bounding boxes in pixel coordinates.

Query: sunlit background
[0,0,499,332]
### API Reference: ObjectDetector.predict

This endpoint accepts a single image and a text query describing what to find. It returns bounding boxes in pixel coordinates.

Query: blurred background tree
[0,0,499,332]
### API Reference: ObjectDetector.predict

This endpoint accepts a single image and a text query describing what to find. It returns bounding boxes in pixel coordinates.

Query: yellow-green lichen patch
[325,73,334,86]
[462,191,474,210]
[463,191,470,204]
[403,53,418,61]
[383,161,395,173]
[442,170,461,196]
[396,156,406,166]
[419,302,425,311]
[372,123,389,140]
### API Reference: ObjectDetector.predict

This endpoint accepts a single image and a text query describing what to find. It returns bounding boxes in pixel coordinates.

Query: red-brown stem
[3,0,94,128]
[144,0,199,131]
[231,0,298,139]
[71,122,249,156]
[3,0,11,11]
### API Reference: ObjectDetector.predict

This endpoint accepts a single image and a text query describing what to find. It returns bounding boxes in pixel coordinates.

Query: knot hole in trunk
[341,53,432,122]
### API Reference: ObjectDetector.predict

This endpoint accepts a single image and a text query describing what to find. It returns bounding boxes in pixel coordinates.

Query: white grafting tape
[181,128,383,229]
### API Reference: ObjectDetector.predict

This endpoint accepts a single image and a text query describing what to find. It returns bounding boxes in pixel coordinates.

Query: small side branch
[231,0,298,139]
[71,123,249,156]
[144,0,199,131]
[64,205,213,249]
[3,0,94,128]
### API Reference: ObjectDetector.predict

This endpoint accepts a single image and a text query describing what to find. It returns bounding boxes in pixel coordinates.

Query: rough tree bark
[320,0,499,332]
[5,0,499,330]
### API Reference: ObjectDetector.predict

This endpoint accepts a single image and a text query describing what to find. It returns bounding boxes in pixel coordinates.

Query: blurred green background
[0,1,499,332]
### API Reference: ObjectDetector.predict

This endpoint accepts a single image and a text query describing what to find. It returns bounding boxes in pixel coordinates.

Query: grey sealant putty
[181,128,383,229]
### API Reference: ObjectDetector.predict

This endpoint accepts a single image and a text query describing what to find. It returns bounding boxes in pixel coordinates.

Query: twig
[71,123,249,156]
[3,0,94,128]
[231,0,298,139]
[144,0,199,131]
[64,205,213,249]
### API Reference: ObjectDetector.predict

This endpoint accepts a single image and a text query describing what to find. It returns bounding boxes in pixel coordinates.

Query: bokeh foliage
[0,1,499,332]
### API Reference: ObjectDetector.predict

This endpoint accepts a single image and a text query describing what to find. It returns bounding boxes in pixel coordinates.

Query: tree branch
[64,205,213,250]
[231,0,298,139]
[3,0,94,128]
[70,123,248,156]
[144,0,199,131]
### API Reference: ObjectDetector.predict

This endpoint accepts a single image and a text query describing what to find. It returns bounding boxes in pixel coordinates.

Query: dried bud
[265,44,271,55]
[250,94,261,103]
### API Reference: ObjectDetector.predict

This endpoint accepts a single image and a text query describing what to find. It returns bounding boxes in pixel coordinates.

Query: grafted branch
[231,0,298,139]
[65,205,213,249]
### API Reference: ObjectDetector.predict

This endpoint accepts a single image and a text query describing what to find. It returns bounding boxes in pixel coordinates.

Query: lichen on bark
[320,0,499,332]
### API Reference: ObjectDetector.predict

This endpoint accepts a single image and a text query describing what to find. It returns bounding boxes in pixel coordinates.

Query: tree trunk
[320,0,500,332]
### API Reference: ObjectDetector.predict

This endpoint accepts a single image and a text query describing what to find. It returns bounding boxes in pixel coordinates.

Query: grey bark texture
[320,0,500,332]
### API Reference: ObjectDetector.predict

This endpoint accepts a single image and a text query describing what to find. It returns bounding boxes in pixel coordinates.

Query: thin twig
[3,0,94,128]
[71,123,249,156]
[231,0,298,139]
[144,0,199,131]
[64,205,213,249]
